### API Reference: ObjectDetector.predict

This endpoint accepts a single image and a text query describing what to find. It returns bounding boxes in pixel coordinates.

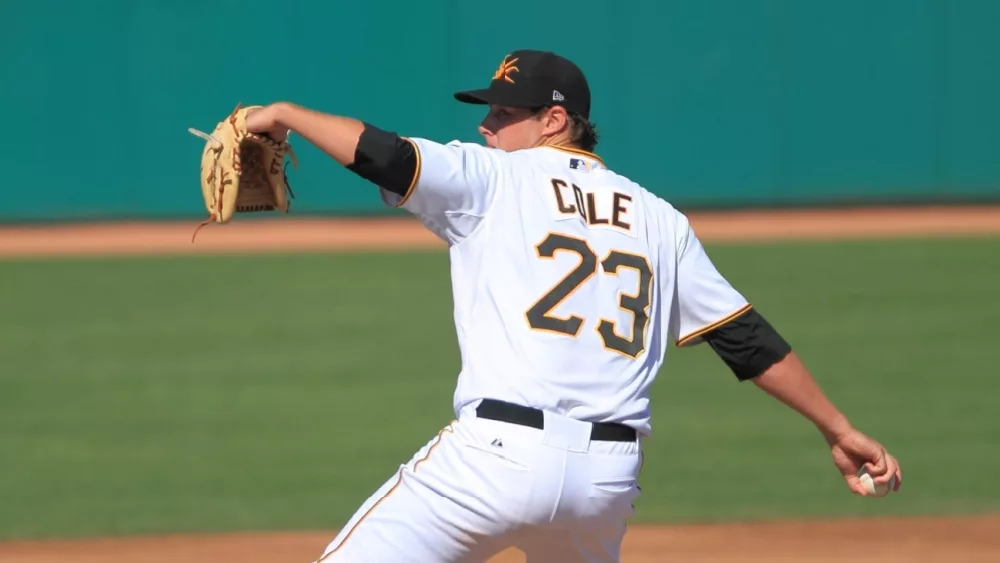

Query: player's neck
[534,132,576,151]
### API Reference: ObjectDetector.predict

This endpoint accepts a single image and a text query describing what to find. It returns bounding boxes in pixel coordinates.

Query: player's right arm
[247,102,500,244]
[666,211,901,497]
[745,352,902,496]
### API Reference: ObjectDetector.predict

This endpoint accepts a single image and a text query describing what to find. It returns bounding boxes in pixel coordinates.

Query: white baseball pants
[316,402,643,563]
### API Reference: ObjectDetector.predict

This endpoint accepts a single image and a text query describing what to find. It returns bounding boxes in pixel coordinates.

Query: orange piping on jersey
[548,145,606,167]
[391,137,422,208]
[676,304,754,347]
[318,422,454,561]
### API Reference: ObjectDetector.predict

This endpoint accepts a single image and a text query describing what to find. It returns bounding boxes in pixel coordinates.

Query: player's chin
[479,134,501,150]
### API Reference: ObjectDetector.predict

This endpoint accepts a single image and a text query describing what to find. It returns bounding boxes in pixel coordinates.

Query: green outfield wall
[2,0,997,222]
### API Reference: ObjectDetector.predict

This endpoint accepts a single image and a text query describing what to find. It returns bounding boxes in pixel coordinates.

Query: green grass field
[2,236,998,541]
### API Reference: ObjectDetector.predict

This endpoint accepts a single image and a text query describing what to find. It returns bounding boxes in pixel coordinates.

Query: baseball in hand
[857,467,896,497]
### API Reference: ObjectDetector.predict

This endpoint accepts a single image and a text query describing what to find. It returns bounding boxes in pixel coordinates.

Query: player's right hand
[827,428,902,496]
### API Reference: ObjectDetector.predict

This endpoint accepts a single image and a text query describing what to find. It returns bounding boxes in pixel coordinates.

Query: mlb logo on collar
[569,158,590,171]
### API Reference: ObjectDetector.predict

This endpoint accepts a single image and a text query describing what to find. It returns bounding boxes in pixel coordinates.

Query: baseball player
[245,49,903,562]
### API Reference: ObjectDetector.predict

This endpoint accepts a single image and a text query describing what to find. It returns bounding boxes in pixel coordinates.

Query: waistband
[474,399,637,442]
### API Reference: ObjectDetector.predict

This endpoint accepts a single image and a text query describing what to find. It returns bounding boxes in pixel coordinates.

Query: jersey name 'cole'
[548,176,634,234]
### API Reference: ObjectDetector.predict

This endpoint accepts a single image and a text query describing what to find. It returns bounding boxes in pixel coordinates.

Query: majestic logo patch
[492,55,519,83]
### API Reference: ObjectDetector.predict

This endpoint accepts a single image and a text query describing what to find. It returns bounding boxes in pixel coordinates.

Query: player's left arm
[246,102,500,243]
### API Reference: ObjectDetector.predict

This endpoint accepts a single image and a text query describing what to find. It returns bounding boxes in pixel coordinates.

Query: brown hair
[532,106,601,152]
[567,112,600,152]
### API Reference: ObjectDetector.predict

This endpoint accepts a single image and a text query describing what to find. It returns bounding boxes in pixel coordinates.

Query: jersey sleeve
[378,137,502,244]
[669,214,752,347]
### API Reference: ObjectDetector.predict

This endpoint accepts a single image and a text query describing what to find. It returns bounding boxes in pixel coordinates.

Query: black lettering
[612,193,632,230]
[586,193,609,225]
[525,234,597,336]
[572,184,587,221]
[526,232,655,359]
[597,252,654,358]
[550,179,576,215]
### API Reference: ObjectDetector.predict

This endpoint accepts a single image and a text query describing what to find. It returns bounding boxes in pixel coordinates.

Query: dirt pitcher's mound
[1,515,998,563]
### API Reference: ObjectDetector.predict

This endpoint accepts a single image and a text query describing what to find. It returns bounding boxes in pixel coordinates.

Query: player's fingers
[862,460,880,476]
[893,460,903,491]
[866,449,888,476]
[874,455,898,485]
[845,475,869,496]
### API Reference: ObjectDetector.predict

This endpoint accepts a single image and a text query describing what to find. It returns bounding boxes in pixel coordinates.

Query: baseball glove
[188,103,297,242]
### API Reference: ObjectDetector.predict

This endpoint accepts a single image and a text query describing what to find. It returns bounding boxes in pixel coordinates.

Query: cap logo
[552,90,565,101]
[492,55,519,84]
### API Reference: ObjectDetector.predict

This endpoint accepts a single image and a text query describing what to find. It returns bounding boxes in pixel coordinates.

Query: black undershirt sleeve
[345,122,418,196]
[701,308,792,381]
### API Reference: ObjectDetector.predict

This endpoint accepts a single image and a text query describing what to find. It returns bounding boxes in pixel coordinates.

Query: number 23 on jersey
[525,232,654,359]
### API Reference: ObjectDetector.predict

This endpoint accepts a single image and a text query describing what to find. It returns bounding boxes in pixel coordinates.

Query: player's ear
[542,106,569,136]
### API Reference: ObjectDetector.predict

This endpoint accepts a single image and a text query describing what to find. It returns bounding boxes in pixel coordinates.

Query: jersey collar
[537,145,607,170]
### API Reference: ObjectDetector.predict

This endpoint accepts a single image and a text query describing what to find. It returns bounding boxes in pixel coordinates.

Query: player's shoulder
[408,137,506,155]
[443,138,486,150]
[403,137,511,163]
[606,172,692,239]
[602,168,684,218]
[404,138,513,181]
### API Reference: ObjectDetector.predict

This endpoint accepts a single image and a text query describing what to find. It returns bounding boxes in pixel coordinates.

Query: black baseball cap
[454,50,592,119]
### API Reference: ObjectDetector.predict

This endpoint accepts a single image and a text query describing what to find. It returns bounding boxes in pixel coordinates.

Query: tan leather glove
[188,103,297,241]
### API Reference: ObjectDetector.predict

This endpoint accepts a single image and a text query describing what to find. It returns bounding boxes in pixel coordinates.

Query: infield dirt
[1,205,998,562]
[2,205,999,259]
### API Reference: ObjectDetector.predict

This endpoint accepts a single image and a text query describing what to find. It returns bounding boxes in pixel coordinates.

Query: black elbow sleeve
[702,308,792,381]
[346,123,418,196]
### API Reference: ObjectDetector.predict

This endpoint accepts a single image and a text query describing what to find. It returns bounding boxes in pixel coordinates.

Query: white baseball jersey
[380,139,750,437]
